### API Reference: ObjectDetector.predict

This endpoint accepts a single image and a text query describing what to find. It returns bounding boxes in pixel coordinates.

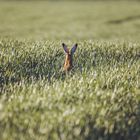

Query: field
[0,1,140,140]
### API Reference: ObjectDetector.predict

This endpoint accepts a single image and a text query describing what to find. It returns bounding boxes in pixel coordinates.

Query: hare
[62,43,78,72]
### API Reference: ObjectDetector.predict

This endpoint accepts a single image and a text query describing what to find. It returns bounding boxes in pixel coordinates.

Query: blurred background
[0,0,140,42]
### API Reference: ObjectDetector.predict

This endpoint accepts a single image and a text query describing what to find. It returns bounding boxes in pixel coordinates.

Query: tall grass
[0,39,140,140]
[0,1,140,140]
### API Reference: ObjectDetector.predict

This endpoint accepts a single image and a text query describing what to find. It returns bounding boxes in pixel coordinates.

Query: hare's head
[62,43,78,72]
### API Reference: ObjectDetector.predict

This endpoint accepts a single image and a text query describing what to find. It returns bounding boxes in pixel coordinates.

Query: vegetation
[0,1,140,41]
[0,1,140,140]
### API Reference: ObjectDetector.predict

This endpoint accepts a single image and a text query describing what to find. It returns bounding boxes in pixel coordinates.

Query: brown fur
[63,52,73,71]
[62,43,77,72]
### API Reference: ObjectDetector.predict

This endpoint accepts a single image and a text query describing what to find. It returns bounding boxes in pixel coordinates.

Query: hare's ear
[71,43,78,55]
[62,43,69,53]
